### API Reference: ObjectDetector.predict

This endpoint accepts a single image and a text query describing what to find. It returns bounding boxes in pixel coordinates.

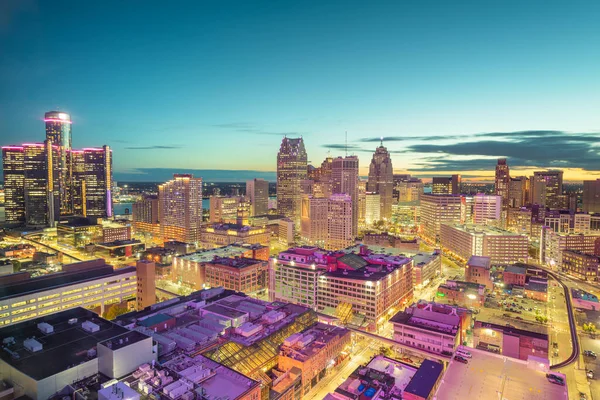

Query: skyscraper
[432,175,461,195]
[45,111,72,214]
[277,137,307,227]
[2,145,25,223]
[23,142,60,226]
[532,170,564,209]
[495,159,510,208]
[300,194,328,246]
[367,141,394,220]
[72,146,113,218]
[331,155,359,237]
[583,179,600,213]
[158,174,203,243]
[508,176,529,208]
[246,178,269,216]
[326,193,353,250]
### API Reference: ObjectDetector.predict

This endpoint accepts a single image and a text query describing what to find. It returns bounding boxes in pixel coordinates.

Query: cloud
[124,145,182,150]
[359,135,451,142]
[322,143,363,150]
[404,130,600,171]
[212,122,308,136]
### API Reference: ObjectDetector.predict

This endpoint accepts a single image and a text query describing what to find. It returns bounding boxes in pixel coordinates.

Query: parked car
[583,350,597,358]
[546,373,565,386]
[454,355,468,364]
[515,316,523,320]
[586,370,594,379]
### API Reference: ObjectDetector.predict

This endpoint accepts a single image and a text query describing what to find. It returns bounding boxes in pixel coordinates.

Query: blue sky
[1,0,599,181]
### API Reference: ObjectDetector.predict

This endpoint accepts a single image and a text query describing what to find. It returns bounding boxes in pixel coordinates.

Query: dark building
[44,111,72,214]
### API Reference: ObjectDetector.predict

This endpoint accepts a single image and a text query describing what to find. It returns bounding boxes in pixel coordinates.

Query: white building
[365,192,381,225]
[473,194,502,225]
[326,194,353,250]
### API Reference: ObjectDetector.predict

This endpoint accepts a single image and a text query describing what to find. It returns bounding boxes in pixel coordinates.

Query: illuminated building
[365,192,380,225]
[432,175,460,195]
[136,260,156,310]
[44,111,72,214]
[300,195,328,246]
[420,194,463,243]
[583,179,600,213]
[440,223,528,265]
[278,217,295,245]
[465,255,493,289]
[331,156,359,237]
[540,226,600,266]
[74,146,113,217]
[357,179,367,227]
[509,176,529,208]
[472,321,548,361]
[367,141,394,220]
[0,259,136,327]
[204,257,268,295]
[473,194,502,225]
[132,195,160,237]
[412,251,441,287]
[277,137,308,227]
[209,195,246,223]
[199,223,269,248]
[246,178,269,216]
[531,170,564,209]
[57,218,102,248]
[326,193,353,250]
[396,178,423,202]
[317,247,413,331]
[494,158,510,210]
[23,142,60,227]
[506,207,532,235]
[562,250,599,281]
[158,174,203,244]
[101,220,132,242]
[1,145,25,223]
[437,280,486,307]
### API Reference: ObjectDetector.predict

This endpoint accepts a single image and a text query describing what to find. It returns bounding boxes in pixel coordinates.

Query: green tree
[104,305,128,320]
[583,323,597,334]
[378,346,392,357]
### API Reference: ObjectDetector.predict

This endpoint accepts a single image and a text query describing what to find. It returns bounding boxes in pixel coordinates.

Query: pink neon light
[70,150,84,153]
[22,143,45,147]
[44,119,72,124]
[2,146,24,150]
[83,148,104,151]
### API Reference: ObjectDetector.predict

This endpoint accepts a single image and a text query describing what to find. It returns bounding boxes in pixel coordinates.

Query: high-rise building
[365,192,381,225]
[24,141,60,227]
[358,179,367,227]
[432,175,461,195]
[136,260,156,310]
[583,179,600,213]
[532,170,564,209]
[300,194,328,246]
[72,146,113,218]
[277,137,307,227]
[331,156,359,237]
[159,174,203,243]
[367,141,394,220]
[473,194,502,225]
[45,111,72,214]
[396,178,424,202]
[132,195,160,237]
[509,176,529,208]
[420,194,463,243]
[494,158,510,209]
[246,178,269,216]
[209,195,245,223]
[2,145,25,223]
[326,193,353,250]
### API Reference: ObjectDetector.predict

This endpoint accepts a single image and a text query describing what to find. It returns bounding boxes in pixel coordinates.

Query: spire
[380,136,383,147]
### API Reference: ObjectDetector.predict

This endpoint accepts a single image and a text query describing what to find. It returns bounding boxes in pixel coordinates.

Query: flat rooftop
[0,308,132,380]
[412,252,440,266]
[446,223,525,236]
[468,255,491,269]
[175,245,252,263]
[504,264,527,275]
[0,265,134,301]
[202,303,248,320]
[436,347,567,400]
[281,323,350,361]
[366,356,417,391]
[390,305,460,336]
[206,257,264,268]
[98,330,149,351]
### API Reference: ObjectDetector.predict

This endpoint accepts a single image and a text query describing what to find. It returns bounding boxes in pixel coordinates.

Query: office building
[277,137,308,227]
[300,195,328,246]
[465,255,493,289]
[540,227,600,266]
[204,257,268,294]
[583,179,600,213]
[71,146,113,218]
[390,302,461,356]
[436,280,486,307]
[246,178,269,216]
[199,223,269,248]
[158,174,203,244]
[507,207,532,235]
[473,194,502,225]
[509,176,529,208]
[2,145,25,223]
[495,158,510,209]
[432,175,460,195]
[136,260,156,310]
[0,308,154,400]
[531,170,564,209]
[365,192,381,225]
[331,156,359,237]
[278,323,351,396]
[367,141,394,220]
[412,252,442,287]
[420,194,463,243]
[45,111,72,215]
[132,195,160,237]
[396,178,424,202]
[278,217,295,245]
[562,250,599,281]
[357,178,367,227]
[0,259,136,326]
[440,223,528,265]
[326,193,353,250]
[209,195,245,223]
[472,321,548,361]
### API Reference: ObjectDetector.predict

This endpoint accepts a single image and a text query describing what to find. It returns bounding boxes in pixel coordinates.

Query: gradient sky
[1,0,599,181]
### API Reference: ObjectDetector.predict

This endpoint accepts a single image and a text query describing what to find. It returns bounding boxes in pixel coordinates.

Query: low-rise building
[278,323,351,396]
[101,221,132,242]
[524,277,548,302]
[465,255,493,289]
[204,257,267,295]
[472,320,549,361]
[390,302,461,356]
[412,251,442,288]
[540,227,600,267]
[503,264,527,287]
[57,218,103,248]
[562,250,599,281]
[200,223,270,249]
[362,233,419,253]
[436,280,486,307]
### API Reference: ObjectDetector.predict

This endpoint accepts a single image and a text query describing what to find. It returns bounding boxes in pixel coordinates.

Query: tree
[378,346,392,357]
[104,305,128,320]
[535,315,548,324]
[583,323,597,334]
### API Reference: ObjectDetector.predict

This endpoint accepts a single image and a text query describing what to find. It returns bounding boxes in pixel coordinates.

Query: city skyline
[1,1,599,182]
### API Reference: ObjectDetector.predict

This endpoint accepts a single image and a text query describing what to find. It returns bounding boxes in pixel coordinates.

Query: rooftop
[98,330,149,351]
[412,252,440,267]
[202,303,248,320]
[0,308,132,380]
[280,323,350,361]
[476,321,549,340]
[96,239,141,248]
[137,313,174,327]
[436,347,566,400]
[390,304,460,336]
[504,265,527,275]
[403,359,444,399]
[445,223,525,236]
[468,255,491,269]
[175,245,255,263]
[205,257,265,269]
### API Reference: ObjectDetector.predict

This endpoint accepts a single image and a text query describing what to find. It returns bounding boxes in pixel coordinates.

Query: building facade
[562,250,599,281]
[367,142,394,220]
[420,194,463,243]
[326,194,353,250]
[583,179,600,213]
[277,137,308,227]
[246,178,269,216]
[158,174,203,244]
[331,156,359,237]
